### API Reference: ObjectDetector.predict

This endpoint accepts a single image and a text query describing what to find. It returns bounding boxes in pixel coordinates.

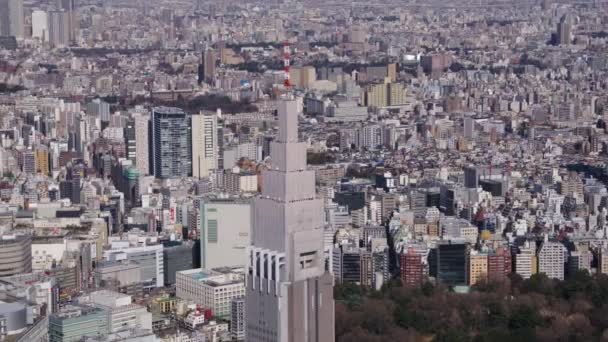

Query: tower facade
[246,100,335,342]
[151,107,191,179]
[191,113,218,178]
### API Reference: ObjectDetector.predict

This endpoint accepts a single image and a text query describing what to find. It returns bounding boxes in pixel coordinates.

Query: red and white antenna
[283,40,291,88]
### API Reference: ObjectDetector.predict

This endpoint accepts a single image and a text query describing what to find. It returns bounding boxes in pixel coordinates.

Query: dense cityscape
[0,0,607,341]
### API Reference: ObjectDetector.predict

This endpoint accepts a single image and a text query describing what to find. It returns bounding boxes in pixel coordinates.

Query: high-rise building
[467,252,488,285]
[400,250,424,287]
[132,113,149,175]
[124,119,136,164]
[48,10,70,48]
[0,0,24,38]
[515,241,537,279]
[557,14,573,46]
[538,240,567,280]
[487,248,512,282]
[35,147,50,175]
[163,241,194,286]
[22,150,36,174]
[200,49,217,84]
[363,80,407,108]
[151,107,191,179]
[230,297,246,341]
[31,10,49,41]
[464,166,479,188]
[57,0,77,43]
[191,113,218,178]
[437,242,468,286]
[200,198,251,269]
[245,100,335,342]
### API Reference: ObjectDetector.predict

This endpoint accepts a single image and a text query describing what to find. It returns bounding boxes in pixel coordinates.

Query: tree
[508,304,543,330]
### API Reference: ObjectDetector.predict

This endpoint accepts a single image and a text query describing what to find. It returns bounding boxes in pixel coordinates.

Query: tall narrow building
[151,107,191,179]
[191,112,218,178]
[246,100,335,342]
[0,0,24,38]
[133,113,149,175]
[57,0,77,43]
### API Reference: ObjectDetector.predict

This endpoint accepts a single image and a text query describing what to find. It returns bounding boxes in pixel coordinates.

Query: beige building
[467,253,488,285]
[363,79,407,107]
[191,113,218,179]
[289,66,317,88]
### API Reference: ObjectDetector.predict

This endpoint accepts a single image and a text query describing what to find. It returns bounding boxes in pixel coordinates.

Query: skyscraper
[57,0,77,43]
[124,118,136,164]
[464,165,479,189]
[151,107,191,179]
[203,49,217,84]
[191,113,218,178]
[48,10,70,48]
[32,10,49,42]
[557,14,573,46]
[133,113,149,176]
[245,100,335,342]
[0,0,24,38]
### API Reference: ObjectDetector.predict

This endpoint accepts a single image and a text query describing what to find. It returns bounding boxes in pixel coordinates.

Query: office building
[0,235,32,277]
[363,80,407,108]
[103,242,164,288]
[467,252,488,286]
[557,14,573,45]
[0,0,24,38]
[22,150,36,174]
[57,0,77,43]
[48,10,69,48]
[230,297,246,341]
[464,166,479,189]
[245,100,335,342]
[515,241,537,279]
[200,49,217,84]
[32,10,49,41]
[87,290,152,333]
[538,240,567,280]
[124,119,136,164]
[487,248,512,282]
[163,241,194,286]
[331,246,362,284]
[200,198,251,269]
[400,250,424,287]
[191,113,218,178]
[151,107,191,179]
[176,268,245,320]
[48,305,108,342]
[437,242,468,286]
[133,113,149,176]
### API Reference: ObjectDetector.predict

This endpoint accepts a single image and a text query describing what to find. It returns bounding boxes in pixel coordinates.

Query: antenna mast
[283,40,291,88]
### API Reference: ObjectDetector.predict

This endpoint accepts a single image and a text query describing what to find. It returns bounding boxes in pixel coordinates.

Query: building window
[208,219,218,243]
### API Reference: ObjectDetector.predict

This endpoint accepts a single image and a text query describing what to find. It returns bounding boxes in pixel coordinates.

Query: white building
[175,268,245,320]
[31,10,48,42]
[103,241,164,288]
[86,290,152,333]
[191,113,218,179]
[200,198,251,269]
[538,240,567,280]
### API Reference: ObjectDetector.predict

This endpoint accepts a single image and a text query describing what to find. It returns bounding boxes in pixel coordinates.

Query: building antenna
[283,40,291,89]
